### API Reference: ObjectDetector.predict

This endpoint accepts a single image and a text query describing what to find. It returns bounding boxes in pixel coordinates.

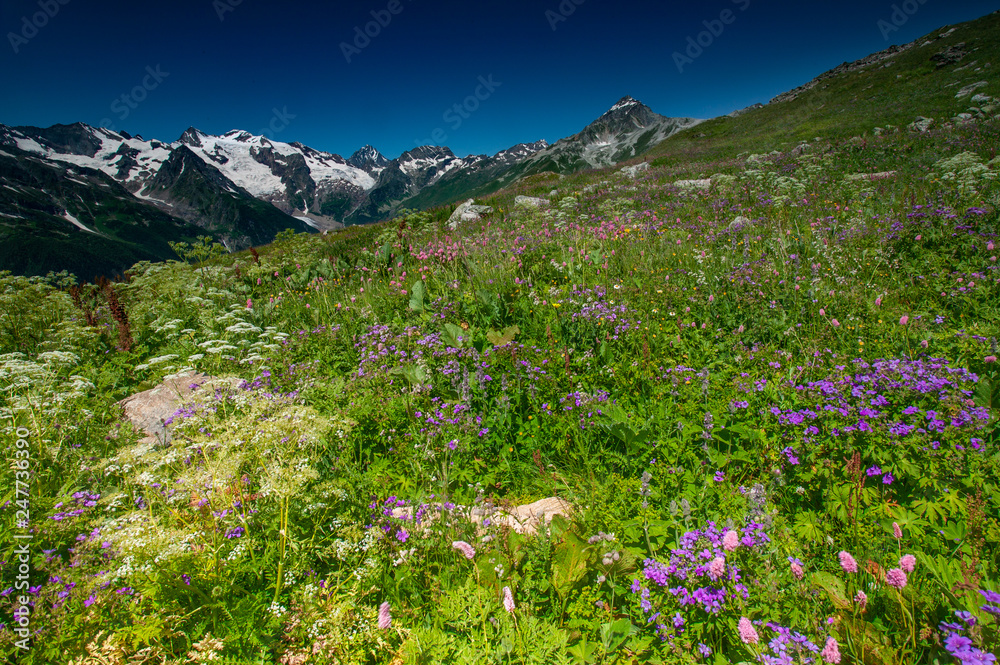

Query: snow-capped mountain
[0,122,315,251]
[0,95,699,276]
[508,96,701,178]
[346,141,550,224]
[346,144,390,173]
[176,127,376,225]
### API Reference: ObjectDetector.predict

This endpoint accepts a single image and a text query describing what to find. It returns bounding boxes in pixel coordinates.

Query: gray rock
[907,116,934,132]
[971,93,994,104]
[954,113,974,122]
[119,371,238,446]
[515,195,548,208]
[728,215,752,229]
[448,200,493,228]
[448,199,475,229]
[955,81,988,98]
[619,162,650,178]
[674,178,712,190]
[873,127,885,136]
[548,189,559,197]
[791,143,811,156]
[845,171,897,182]
[391,496,573,535]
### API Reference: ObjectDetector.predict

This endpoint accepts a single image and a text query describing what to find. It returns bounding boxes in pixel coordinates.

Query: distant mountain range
[0,95,697,276]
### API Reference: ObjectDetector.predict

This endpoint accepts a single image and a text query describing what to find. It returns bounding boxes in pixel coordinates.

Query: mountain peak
[347,144,389,170]
[178,126,207,147]
[607,96,641,113]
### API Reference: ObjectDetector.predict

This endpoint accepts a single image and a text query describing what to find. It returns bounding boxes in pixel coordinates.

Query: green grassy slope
[642,11,1000,169]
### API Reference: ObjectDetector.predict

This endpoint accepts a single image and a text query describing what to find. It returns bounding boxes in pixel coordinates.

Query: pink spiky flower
[838,551,858,573]
[503,586,515,613]
[452,541,476,560]
[821,636,842,663]
[378,602,392,630]
[738,617,759,644]
[790,561,804,580]
[886,568,908,589]
[855,591,867,610]
[899,554,916,573]
[722,529,740,552]
[708,556,726,580]
[892,522,902,539]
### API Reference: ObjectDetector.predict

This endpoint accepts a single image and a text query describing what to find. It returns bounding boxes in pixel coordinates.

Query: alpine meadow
[3,5,1000,665]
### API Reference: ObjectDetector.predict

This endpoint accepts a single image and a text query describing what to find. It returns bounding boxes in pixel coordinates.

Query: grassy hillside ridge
[640,11,1000,170]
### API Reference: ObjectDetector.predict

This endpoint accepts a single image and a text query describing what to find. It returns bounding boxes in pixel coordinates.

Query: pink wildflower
[452,541,476,560]
[892,522,902,539]
[821,636,842,663]
[738,617,759,644]
[855,590,867,609]
[790,561,804,580]
[503,586,515,613]
[819,308,826,316]
[985,356,997,364]
[838,551,858,573]
[708,556,726,580]
[831,319,840,327]
[378,602,392,630]
[900,315,909,325]
[708,294,714,303]
[875,296,882,307]
[899,554,916,573]
[988,241,995,251]
[722,529,740,552]
[886,568,907,589]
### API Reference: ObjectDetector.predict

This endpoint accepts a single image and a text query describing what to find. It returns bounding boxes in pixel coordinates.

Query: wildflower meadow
[1,119,999,664]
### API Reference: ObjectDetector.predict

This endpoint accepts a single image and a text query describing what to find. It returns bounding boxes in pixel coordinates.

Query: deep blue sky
[1,0,997,159]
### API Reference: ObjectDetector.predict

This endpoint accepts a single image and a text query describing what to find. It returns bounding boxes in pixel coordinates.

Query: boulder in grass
[619,162,650,178]
[515,195,549,208]
[955,81,988,98]
[907,116,934,132]
[391,496,573,535]
[119,371,238,445]
[674,178,712,190]
[448,199,494,228]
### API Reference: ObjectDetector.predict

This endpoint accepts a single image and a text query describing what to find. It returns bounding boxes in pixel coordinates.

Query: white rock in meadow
[955,81,988,98]
[448,199,494,228]
[729,215,752,229]
[619,162,650,178]
[391,496,572,535]
[674,178,712,190]
[907,116,934,132]
[515,195,549,208]
[845,171,897,181]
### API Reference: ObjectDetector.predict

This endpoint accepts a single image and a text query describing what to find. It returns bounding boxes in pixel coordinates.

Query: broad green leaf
[408,280,426,312]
